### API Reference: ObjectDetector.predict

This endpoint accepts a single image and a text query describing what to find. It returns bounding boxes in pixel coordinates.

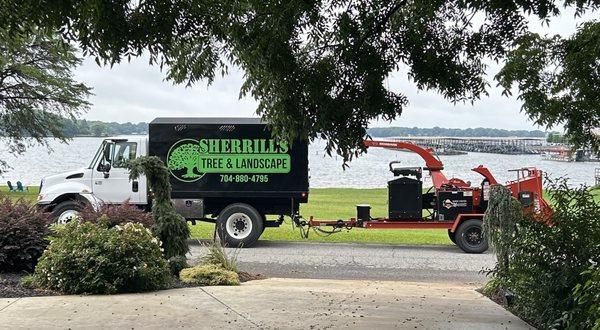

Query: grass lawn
[0,185,39,202]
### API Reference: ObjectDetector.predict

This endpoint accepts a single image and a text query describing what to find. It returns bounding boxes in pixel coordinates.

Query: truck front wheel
[216,203,264,248]
[455,219,488,254]
[52,201,84,224]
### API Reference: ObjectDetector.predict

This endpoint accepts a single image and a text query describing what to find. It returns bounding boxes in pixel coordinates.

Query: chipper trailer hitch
[296,139,550,253]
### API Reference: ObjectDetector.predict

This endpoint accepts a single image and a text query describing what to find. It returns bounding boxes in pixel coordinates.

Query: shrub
[78,201,154,228]
[179,264,239,286]
[0,197,52,271]
[201,238,238,273]
[20,275,36,289]
[33,221,171,294]
[484,180,600,329]
[561,265,600,329]
[126,156,190,259]
[168,255,189,276]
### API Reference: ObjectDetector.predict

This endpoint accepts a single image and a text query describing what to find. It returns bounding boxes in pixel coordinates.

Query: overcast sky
[74,9,595,130]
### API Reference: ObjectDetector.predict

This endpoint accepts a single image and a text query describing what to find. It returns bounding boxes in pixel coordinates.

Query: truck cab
[37,136,149,223]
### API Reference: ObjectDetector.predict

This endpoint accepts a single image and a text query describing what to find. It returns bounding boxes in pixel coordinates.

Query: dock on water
[391,137,545,155]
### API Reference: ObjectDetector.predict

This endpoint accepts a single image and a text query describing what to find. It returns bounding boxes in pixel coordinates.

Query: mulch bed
[0,272,57,298]
[1,270,266,298]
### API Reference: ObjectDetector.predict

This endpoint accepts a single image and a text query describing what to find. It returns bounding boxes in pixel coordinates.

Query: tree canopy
[497,21,600,151]
[0,27,91,171]
[2,1,597,162]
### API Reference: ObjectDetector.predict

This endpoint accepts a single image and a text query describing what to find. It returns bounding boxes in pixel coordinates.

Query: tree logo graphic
[167,139,204,182]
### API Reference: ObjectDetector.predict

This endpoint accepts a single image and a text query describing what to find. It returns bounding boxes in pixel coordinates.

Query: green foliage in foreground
[567,267,600,329]
[201,238,239,273]
[126,156,190,259]
[179,264,239,286]
[33,221,171,294]
[484,181,600,329]
[0,196,51,271]
[180,239,240,286]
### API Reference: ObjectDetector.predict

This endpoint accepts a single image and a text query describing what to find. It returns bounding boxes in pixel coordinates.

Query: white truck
[37,118,310,247]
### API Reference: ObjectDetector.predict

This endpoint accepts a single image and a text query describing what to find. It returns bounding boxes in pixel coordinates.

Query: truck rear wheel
[51,201,83,224]
[455,219,488,253]
[216,203,264,248]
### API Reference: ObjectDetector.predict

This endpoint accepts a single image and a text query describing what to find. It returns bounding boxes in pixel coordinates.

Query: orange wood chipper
[297,140,550,253]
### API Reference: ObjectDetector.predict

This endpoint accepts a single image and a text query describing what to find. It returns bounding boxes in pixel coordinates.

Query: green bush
[179,264,239,286]
[201,238,238,273]
[168,255,189,276]
[562,265,600,329]
[34,221,171,294]
[0,197,51,271]
[78,202,154,228]
[485,180,600,329]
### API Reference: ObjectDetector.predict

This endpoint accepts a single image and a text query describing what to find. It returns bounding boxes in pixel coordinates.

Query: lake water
[1,137,598,188]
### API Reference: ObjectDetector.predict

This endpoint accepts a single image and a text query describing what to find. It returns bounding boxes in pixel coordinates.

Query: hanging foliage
[483,184,523,277]
[483,179,600,328]
[126,156,190,259]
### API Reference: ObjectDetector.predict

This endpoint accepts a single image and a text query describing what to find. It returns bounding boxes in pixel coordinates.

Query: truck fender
[39,181,100,210]
[450,214,484,233]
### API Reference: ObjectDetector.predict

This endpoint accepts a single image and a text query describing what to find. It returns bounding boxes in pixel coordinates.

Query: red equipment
[304,140,550,253]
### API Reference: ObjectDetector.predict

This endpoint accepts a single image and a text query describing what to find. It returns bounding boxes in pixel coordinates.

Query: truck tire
[447,229,456,244]
[216,203,264,248]
[51,201,83,224]
[455,219,488,253]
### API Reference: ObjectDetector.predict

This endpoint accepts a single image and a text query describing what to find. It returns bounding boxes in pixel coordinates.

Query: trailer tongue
[295,139,550,253]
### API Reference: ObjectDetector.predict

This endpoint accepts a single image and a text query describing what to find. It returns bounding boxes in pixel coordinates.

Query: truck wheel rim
[57,210,79,224]
[226,213,253,240]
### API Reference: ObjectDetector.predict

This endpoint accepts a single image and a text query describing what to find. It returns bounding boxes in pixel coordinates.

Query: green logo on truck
[167,138,291,182]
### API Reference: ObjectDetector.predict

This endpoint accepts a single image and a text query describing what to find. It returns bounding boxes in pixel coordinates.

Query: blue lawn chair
[6,181,15,192]
[16,181,28,192]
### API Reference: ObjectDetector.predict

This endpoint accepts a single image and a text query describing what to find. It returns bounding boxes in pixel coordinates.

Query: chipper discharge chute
[297,140,550,253]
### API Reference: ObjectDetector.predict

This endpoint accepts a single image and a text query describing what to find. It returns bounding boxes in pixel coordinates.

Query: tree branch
[356,0,408,47]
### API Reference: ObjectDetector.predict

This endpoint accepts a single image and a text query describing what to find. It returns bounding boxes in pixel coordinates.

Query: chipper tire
[447,229,456,244]
[455,219,488,254]
[216,203,264,248]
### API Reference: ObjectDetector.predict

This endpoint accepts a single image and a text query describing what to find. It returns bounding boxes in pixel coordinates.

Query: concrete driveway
[0,278,530,329]
[189,240,496,283]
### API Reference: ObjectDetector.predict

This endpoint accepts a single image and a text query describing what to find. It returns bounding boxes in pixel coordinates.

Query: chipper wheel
[455,219,488,253]
[447,229,456,244]
[216,203,264,248]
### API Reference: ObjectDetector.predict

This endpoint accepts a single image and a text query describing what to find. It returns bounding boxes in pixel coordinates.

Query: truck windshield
[88,141,106,169]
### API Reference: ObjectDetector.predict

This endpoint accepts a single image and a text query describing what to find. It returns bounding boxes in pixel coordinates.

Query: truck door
[92,140,144,204]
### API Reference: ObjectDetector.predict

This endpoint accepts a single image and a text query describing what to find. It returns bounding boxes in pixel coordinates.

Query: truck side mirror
[103,163,111,179]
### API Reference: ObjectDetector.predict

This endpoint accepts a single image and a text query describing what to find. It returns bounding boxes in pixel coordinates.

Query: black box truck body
[149,117,309,246]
